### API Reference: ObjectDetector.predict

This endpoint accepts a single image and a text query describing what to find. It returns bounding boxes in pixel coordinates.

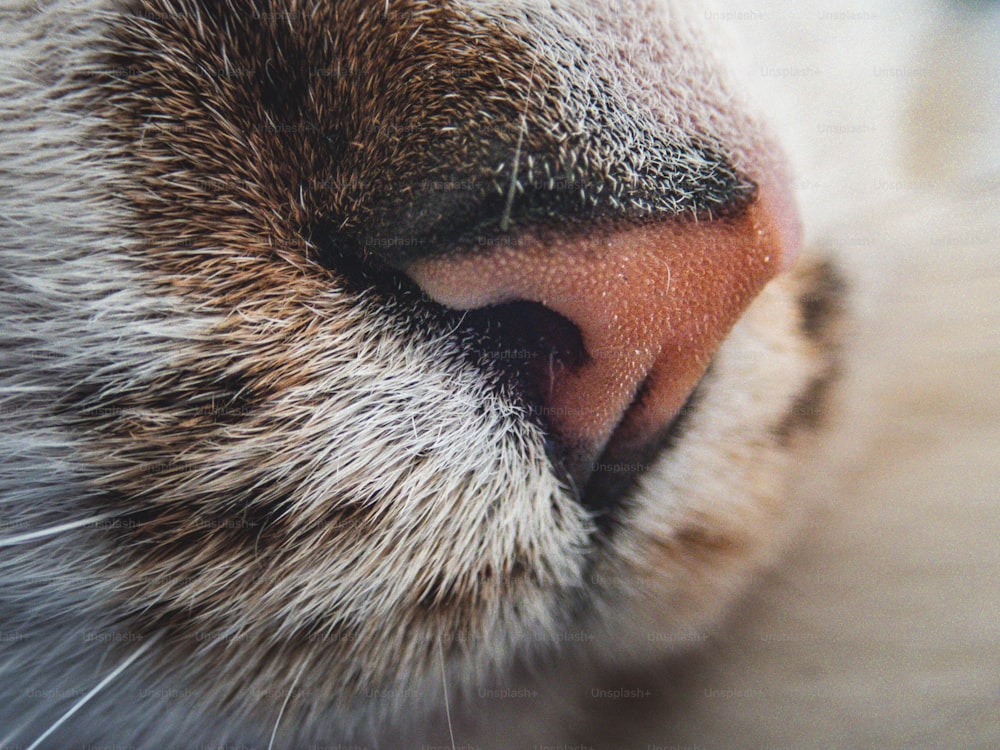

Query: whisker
[266,658,307,750]
[0,512,121,548]
[437,635,456,750]
[500,112,528,233]
[25,633,161,750]
[500,48,540,233]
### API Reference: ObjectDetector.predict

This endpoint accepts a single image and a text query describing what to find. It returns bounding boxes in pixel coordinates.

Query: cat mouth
[578,371,706,525]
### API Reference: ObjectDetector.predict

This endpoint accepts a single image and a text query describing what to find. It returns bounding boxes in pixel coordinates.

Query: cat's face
[0,0,841,744]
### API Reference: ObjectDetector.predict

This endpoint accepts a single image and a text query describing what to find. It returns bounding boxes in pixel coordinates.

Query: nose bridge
[342,3,760,270]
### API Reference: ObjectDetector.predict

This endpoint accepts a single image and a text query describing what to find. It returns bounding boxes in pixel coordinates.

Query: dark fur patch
[798,258,848,343]
[672,523,744,559]
[774,259,847,442]
[774,370,839,441]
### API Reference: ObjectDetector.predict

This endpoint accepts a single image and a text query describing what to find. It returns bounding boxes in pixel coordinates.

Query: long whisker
[25,633,160,750]
[0,512,121,548]
[437,634,456,750]
[266,658,307,750]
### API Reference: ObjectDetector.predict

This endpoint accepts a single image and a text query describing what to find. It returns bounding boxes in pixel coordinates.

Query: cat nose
[405,172,801,489]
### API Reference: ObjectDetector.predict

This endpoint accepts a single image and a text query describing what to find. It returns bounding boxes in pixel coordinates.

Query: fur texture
[0,0,884,747]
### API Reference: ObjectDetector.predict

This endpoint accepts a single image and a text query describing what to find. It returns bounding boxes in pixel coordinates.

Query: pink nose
[408,174,801,486]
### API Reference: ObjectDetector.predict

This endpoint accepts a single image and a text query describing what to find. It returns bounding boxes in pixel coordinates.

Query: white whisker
[266,659,307,750]
[26,633,160,750]
[500,48,540,233]
[0,512,121,548]
[437,635,456,750]
[500,113,527,233]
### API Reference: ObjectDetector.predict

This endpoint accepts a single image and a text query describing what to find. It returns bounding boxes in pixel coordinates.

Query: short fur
[3,0,841,746]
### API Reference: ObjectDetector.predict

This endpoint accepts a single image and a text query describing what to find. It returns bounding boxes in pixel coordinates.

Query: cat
[2,0,994,748]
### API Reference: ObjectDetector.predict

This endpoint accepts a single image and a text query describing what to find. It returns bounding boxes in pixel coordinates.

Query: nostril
[450,301,589,447]
[309,223,592,455]
[457,300,589,380]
